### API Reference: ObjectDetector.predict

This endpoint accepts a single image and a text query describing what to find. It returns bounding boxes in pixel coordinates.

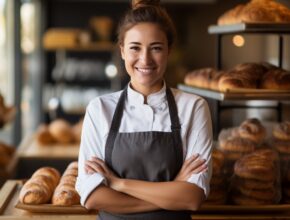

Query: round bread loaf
[48,119,75,144]
[36,124,56,145]
[234,151,276,182]
[238,118,266,144]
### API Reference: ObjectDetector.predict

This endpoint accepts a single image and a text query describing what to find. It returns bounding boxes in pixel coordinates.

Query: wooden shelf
[44,41,116,52]
[178,84,290,101]
[17,134,80,160]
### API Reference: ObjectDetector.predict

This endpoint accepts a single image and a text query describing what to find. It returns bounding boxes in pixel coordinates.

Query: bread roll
[36,124,56,145]
[19,167,61,204]
[48,119,75,144]
[52,161,80,205]
[32,167,61,188]
[52,183,80,206]
[217,0,290,25]
[234,150,277,182]
[238,118,266,144]
[273,121,290,141]
[260,69,290,90]
[184,68,217,89]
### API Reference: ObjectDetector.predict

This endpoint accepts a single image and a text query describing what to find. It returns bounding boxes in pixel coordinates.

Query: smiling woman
[76,0,213,219]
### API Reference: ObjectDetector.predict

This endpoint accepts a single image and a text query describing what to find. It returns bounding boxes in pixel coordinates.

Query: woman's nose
[139,49,152,64]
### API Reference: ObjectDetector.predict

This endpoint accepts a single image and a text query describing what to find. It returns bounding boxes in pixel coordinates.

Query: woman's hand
[174,154,207,182]
[85,157,122,191]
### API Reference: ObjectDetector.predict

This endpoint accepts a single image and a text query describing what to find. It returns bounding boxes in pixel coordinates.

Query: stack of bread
[0,142,15,168]
[0,93,16,129]
[217,0,290,25]
[231,149,281,205]
[19,167,61,204]
[36,118,83,145]
[184,62,290,91]
[52,161,80,205]
[272,121,290,203]
[218,118,266,161]
[205,149,227,204]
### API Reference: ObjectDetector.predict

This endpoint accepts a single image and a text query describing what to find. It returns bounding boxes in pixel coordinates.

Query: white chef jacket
[76,83,213,206]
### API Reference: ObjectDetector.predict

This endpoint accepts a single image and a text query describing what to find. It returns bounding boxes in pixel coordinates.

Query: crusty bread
[238,118,266,144]
[52,161,80,206]
[260,69,290,90]
[19,167,61,204]
[36,124,56,145]
[218,0,290,25]
[184,68,217,89]
[48,119,75,144]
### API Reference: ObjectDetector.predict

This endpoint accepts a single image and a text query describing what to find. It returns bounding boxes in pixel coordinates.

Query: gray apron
[98,86,191,220]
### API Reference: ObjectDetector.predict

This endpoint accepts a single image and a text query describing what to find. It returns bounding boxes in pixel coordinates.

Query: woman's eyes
[129,46,162,52]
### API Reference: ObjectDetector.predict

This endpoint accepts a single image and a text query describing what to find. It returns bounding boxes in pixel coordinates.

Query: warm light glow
[105,63,118,78]
[232,35,245,47]
[21,3,35,53]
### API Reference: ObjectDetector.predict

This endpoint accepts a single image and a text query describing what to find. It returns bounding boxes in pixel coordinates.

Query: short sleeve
[185,98,213,198]
[75,100,106,206]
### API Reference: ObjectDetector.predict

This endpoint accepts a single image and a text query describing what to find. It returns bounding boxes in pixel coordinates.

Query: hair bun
[132,0,160,9]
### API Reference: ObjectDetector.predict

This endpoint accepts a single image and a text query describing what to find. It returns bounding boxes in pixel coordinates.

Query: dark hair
[117,0,176,48]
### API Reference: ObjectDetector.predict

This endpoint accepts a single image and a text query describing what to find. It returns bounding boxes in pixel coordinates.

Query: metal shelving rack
[179,23,290,138]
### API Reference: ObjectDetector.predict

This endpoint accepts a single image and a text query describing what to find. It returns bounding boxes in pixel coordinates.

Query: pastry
[238,118,266,144]
[273,121,290,141]
[184,68,217,89]
[234,150,277,182]
[260,69,290,90]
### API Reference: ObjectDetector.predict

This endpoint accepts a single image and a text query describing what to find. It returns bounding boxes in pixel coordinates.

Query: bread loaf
[19,167,61,204]
[52,161,80,206]
[48,119,75,144]
[218,0,290,25]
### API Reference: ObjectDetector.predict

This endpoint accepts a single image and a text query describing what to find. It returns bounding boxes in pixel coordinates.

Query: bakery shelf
[44,41,116,52]
[178,84,290,101]
[208,23,290,35]
[17,134,80,160]
[2,180,290,219]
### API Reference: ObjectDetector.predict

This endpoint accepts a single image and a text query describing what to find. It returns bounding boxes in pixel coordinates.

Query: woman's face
[120,22,169,94]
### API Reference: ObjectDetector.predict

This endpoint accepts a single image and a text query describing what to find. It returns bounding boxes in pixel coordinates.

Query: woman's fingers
[187,158,207,173]
[85,160,105,174]
[183,154,199,169]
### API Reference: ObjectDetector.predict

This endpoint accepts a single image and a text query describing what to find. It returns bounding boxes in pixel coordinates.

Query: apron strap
[105,86,128,168]
[166,88,183,167]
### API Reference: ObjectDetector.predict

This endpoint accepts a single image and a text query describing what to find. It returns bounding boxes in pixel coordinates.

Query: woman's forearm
[117,180,205,211]
[85,184,160,213]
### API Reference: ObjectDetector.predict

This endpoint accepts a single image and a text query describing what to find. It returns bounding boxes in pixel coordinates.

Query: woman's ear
[120,44,125,60]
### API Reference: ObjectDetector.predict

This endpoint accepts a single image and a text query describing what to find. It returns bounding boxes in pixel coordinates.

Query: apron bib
[98,86,191,220]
